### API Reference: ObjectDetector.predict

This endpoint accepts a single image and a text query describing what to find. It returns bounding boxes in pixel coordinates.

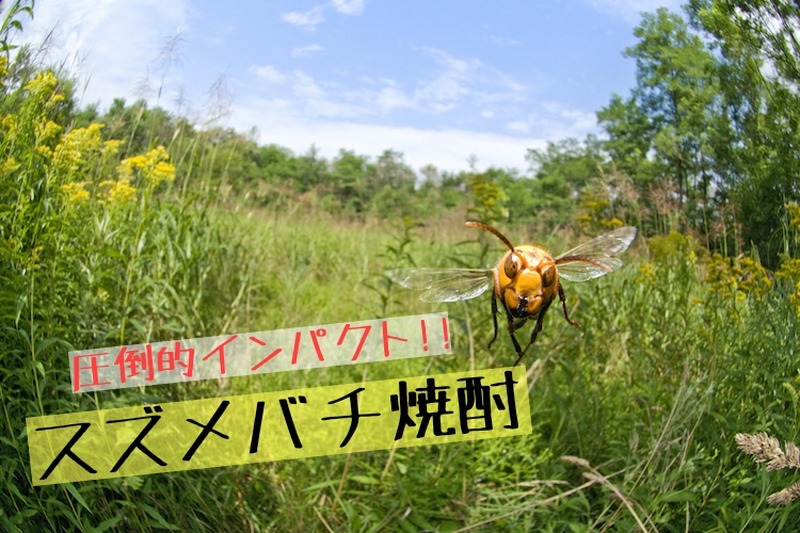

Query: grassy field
[228,213,800,532]
[7,201,800,531]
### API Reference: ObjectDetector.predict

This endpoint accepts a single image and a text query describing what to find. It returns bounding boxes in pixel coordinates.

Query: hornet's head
[464,221,559,319]
[496,245,558,319]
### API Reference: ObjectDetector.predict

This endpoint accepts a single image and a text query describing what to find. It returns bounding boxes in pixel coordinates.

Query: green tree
[466,169,509,225]
[598,7,749,251]
[330,149,375,214]
[369,149,417,218]
[615,9,719,227]
[518,136,610,228]
[689,0,800,265]
[597,96,656,184]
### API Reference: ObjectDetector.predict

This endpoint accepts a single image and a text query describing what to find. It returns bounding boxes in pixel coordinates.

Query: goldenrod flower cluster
[102,179,137,204]
[47,123,164,207]
[576,195,611,231]
[59,181,90,204]
[647,230,699,266]
[0,155,21,176]
[116,146,176,190]
[704,252,772,301]
[0,63,177,209]
[635,261,657,285]
[776,203,800,317]
[23,71,65,110]
[0,56,7,90]
[52,123,104,175]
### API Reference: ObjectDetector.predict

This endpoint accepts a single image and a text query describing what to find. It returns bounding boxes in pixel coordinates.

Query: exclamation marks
[420,315,451,352]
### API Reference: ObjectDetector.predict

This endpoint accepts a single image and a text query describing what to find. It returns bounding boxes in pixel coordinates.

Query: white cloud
[291,71,326,99]
[292,44,324,58]
[249,65,288,84]
[586,0,685,24]
[14,0,189,106]
[231,99,546,172]
[413,48,496,112]
[408,48,528,116]
[282,1,365,30]
[504,102,597,139]
[245,47,529,125]
[282,7,325,28]
[506,121,531,134]
[331,0,365,16]
[375,87,416,113]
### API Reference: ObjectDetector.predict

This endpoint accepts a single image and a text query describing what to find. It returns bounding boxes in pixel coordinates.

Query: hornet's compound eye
[541,265,555,287]
[504,253,521,279]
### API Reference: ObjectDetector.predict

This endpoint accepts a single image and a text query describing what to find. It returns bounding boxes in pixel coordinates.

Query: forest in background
[3,0,800,531]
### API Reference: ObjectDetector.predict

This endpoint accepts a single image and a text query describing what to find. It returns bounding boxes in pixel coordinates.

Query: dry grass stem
[570,458,655,533]
[454,478,602,532]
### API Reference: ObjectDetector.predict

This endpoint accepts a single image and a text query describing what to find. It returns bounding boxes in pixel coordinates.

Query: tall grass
[5,185,800,529]
[0,63,259,530]
[230,218,800,531]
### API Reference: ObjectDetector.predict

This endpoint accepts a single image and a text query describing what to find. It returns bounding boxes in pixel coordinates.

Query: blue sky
[13,0,683,173]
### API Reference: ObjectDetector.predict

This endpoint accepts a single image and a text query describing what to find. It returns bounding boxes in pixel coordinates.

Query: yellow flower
[35,120,62,143]
[24,71,59,96]
[648,231,699,266]
[705,252,772,301]
[603,217,625,229]
[102,139,123,158]
[0,156,21,176]
[778,257,800,318]
[36,145,53,158]
[117,155,144,179]
[787,203,800,230]
[52,123,106,173]
[736,256,772,296]
[105,179,137,204]
[60,182,90,204]
[2,114,17,136]
[24,71,66,110]
[150,160,176,186]
[47,92,66,107]
[636,261,657,285]
[117,146,175,189]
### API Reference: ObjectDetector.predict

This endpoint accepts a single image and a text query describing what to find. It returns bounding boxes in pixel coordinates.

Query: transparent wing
[386,268,493,303]
[555,226,637,282]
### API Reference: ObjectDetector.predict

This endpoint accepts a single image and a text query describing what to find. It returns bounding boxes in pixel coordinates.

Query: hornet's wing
[387,268,494,302]
[555,226,637,282]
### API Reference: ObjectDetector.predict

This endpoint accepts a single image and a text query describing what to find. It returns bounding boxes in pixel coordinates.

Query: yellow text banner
[29,366,531,485]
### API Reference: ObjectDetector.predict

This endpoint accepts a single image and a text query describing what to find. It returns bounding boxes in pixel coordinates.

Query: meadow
[3,192,800,531]
[2,10,800,529]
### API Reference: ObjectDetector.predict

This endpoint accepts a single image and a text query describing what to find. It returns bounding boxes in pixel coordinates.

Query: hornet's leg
[558,283,581,329]
[516,299,554,365]
[502,305,525,363]
[488,290,500,349]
